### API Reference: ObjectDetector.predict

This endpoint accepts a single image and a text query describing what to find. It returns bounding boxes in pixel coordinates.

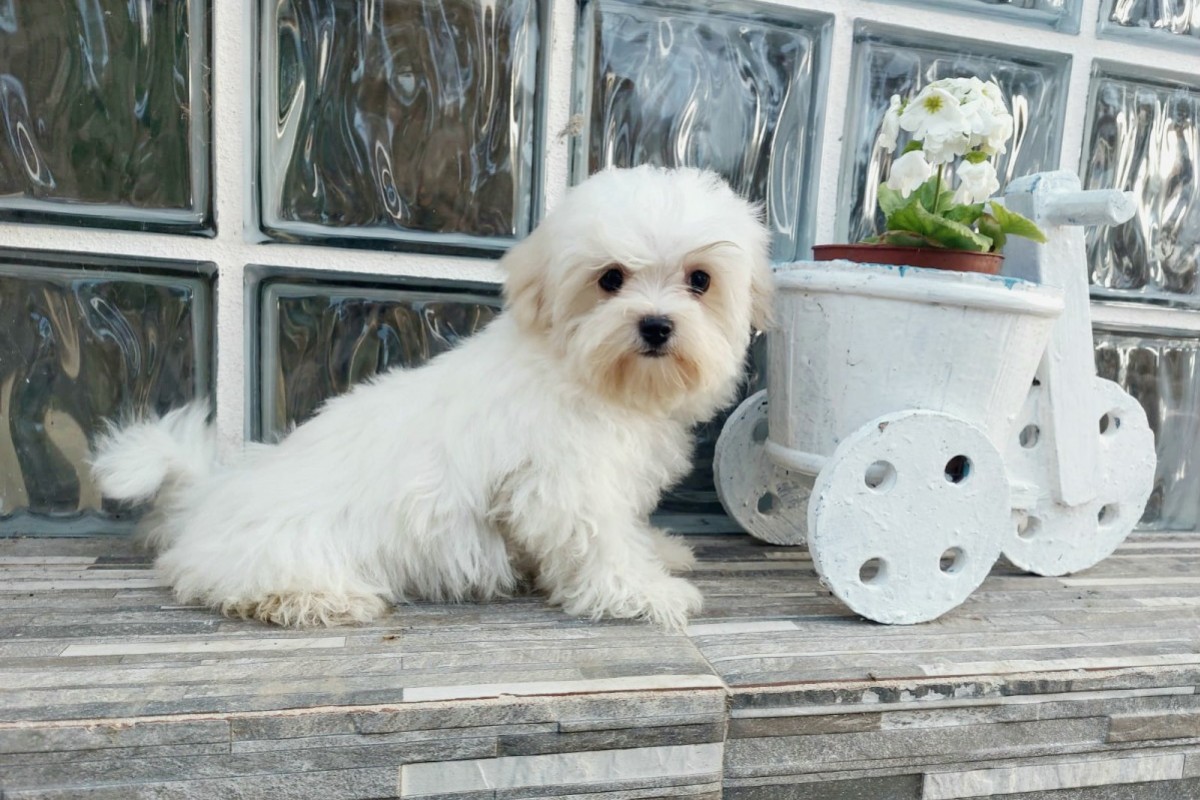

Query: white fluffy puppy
[91,166,772,630]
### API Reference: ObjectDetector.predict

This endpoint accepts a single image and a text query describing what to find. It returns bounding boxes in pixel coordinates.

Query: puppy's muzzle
[638,315,674,355]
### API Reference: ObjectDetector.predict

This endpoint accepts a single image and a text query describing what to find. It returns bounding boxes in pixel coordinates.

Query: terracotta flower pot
[812,243,1004,275]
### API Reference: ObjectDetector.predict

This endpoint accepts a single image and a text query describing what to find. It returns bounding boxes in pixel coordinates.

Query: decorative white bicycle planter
[714,171,1158,624]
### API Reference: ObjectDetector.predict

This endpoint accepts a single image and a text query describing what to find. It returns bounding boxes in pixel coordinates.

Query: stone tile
[923,753,1185,799]
[1108,711,1200,743]
[59,637,346,657]
[728,714,882,739]
[496,722,723,756]
[726,718,1109,779]
[1,741,452,786]
[3,767,398,799]
[994,777,1200,799]
[231,723,552,754]
[401,674,723,703]
[225,691,724,743]
[686,621,800,636]
[497,778,724,799]
[0,719,229,755]
[725,774,922,799]
[726,666,1200,716]
[1,741,231,765]
[398,742,723,797]
[230,702,541,742]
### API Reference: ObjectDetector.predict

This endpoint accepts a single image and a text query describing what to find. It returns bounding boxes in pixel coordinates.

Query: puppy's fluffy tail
[90,401,216,504]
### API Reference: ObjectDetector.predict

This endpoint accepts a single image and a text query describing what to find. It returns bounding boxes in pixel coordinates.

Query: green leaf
[989,201,1048,243]
[943,203,985,226]
[913,176,955,215]
[963,150,989,165]
[902,140,924,155]
[977,214,1006,253]
[887,198,993,252]
[877,185,907,217]
[877,230,940,248]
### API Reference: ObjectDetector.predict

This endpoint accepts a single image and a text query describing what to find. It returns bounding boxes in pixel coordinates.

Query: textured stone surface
[728,775,923,799]
[1107,711,1200,742]
[3,534,1200,798]
[923,752,1185,798]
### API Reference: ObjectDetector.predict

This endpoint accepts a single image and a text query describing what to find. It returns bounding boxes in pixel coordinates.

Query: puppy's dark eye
[598,267,625,294]
[688,270,711,295]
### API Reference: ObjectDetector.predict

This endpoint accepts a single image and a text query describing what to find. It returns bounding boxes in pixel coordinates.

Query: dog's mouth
[639,348,669,359]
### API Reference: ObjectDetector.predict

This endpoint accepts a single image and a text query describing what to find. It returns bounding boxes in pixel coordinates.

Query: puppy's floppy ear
[501,230,551,333]
[741,205,775,331]
[750,256,776,331]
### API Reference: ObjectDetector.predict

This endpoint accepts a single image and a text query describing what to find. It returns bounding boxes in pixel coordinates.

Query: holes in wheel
[1017,515,1041,540]
[859,558,885,584]
[864,461,896,492]
[1098,503,1119,526]
[757,492,778,515]
[1018,425,1040,448]
[752,418,769,444]
[944,455,971,484]
[1099,412,1121,435]
[939,547,965,574]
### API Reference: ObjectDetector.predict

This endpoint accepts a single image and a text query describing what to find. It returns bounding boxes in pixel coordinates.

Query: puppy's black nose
[638,315,674,349]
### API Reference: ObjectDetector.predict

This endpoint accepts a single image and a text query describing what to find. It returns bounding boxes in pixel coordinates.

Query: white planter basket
[715,171,1158,624]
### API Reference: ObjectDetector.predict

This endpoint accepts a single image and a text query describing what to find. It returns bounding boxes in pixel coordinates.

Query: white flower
[983,109,1015,154]
[876,94,902,152]
[902,85,974,155]
[980,79,1006,108]
[959,81,1014,154]
[961,100,1000,149]
[956,159,1000,203]
[932,76,984,104]
[886,149,933,198]
[921,129,971,165]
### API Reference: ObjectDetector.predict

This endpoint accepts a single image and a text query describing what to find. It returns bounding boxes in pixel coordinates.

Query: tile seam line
[679,626,737,747]
[0,685,733,731]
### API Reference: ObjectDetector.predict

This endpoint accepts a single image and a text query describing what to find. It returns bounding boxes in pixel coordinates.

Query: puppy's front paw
[638,575,703,632]
[649,530,697,573]
[561,573,702,633]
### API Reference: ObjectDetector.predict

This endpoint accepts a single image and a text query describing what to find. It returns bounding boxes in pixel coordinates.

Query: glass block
[884,0,1080,31]
[575,0,831,261]
[839,23,1070,245]
[1100,0,1200,49]
[0,0,211,233]
[1083,68,1200,302]
[260,0,542,251]
[252,274,502,439]
[0,252,214,536]
[1095,325,1200,531]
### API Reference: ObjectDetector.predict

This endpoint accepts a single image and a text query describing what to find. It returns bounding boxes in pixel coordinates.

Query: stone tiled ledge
[2,533,1200,798]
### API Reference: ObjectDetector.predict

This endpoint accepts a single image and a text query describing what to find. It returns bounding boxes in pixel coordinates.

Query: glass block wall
[3,0,1200,536]
[0,0,211,232]
[1083,66,1200,300]
[259,0,542,251]
[1095,322,1200,530]
[888,0,1081,33]
[1100,0,1200,48]
[0,253,214,535]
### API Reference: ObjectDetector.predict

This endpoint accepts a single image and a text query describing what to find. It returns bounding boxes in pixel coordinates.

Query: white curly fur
[90,166,772,631]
